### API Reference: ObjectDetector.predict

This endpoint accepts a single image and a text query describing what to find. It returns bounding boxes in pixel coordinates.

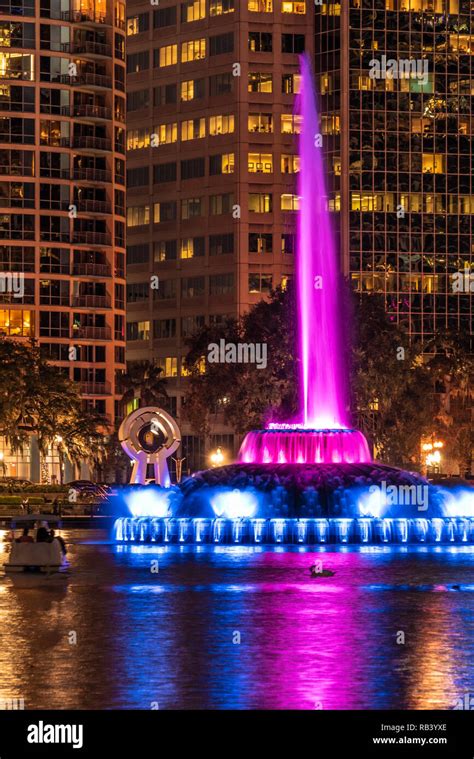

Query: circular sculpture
[118,407,181,487]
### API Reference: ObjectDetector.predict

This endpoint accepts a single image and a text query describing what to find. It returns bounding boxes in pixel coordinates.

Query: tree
[119,360,168,412]
[0,338,108,481]
[349,294,434,467]
[183,286,298,435]
[182,288,473,470]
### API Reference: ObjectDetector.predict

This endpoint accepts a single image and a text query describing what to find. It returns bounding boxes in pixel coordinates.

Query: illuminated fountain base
[113,516,474,545]
[238,428,371,465]
[110,459,474,545]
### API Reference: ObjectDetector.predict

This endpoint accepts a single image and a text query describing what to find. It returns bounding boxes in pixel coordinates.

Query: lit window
[320,73,333,95]
[126,16,139,35]
[248,113,273,133]
[181,118,206,141]
[0,309,34,336]
[181,0,206,21]
[210,0,235,14]
[157,357,177,377]
[181,356,205,376]
[321,2,341,14]
[332,157,341,176]
[248,0,273,9]
[248,152,273,173]
[282,73,301,94]
[248,72,273,93]
[180,238,196,259]
[281,154,300,173]
[282,1,305,13]
[0,52,34,81]
[281,114,302,134]
[152,122,178,146]
[181,38,206,62]
[281,193,300,211]
[127,205,150,227]
[248,273,272,293]
[126,128,150,151]
[158,44,177,67]
[321,114,340,135]
[422,154,445,174]
[181,80,194,101]
[249,193,272,213]
[209,114,235,135]
[153,201,177,223]
[351,193,395,212]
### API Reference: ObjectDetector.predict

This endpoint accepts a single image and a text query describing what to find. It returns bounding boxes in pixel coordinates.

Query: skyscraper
[316,0,473,339]
[0,0,126,480]
[126,0,312,471]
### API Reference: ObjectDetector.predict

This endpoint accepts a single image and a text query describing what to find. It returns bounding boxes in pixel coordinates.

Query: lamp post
[422,439,444,476]
[209,447,225,468]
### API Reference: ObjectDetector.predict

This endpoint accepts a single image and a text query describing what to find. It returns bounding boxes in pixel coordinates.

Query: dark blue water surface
[1,529,473,710]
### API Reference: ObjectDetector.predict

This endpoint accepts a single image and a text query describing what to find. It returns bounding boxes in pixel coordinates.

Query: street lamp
[209,447,225,467]
[422,439,444,474]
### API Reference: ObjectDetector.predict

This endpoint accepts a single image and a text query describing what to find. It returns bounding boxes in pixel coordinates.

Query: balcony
[73,104,112,120]
[40,105,71,117]
[40,232,70,243]
[72,73,112,89]
[81,381,111,395]
[73,262,112,277]
[39,137,70,148]
[73,167,111,183]
[72,41,113,58]
[72,294,111,308]
[73,231,111,246]
[70,11,108,25]
[75,200,111,214]
[39,201,71,211]
[73,136,112,151]
[39,169,71,180]
[72,325,111,340]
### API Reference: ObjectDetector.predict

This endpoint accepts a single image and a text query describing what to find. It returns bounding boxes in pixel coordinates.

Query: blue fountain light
[210,488,259,519]
[440,487,474,518]
[124,487,173,518]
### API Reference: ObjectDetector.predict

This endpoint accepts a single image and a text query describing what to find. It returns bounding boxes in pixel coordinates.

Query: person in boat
[49,528,67,556]
[16,527,34,544]
[36,526,50,543]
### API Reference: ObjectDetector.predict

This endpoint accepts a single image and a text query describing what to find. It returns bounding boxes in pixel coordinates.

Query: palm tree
[119,360,168,413]
[0,337,108,482]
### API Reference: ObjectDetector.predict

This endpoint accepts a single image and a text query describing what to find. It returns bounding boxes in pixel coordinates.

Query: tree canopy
[0,338,107,477]
[183,286,473,470]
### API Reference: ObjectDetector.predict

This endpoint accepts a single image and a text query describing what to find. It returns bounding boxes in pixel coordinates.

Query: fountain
[112,54,474,544]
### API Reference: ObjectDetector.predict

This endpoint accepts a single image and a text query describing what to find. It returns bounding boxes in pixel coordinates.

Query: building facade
[0,0,126,480]
[315,0,473,473]
[126,0,312,472]
[316,0,473,340]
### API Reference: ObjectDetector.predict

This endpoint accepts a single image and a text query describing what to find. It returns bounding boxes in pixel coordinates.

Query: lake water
[0,529,473,710]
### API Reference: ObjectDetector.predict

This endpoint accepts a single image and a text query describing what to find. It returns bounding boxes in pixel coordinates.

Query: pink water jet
[239,54,371,466]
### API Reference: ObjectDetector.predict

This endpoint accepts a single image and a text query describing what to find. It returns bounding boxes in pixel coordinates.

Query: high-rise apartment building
[316,0,473,340]
[126,0,312,471]
[0,0,126,480]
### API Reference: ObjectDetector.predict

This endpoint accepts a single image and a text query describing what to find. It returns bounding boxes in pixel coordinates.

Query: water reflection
[0,531,473,709]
